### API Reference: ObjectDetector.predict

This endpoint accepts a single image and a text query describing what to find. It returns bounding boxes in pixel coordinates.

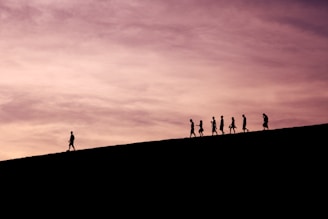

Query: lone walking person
[67,131,76,151]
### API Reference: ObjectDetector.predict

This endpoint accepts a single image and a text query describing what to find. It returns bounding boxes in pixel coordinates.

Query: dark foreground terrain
[1,123,326,178]
[1,124,326,215]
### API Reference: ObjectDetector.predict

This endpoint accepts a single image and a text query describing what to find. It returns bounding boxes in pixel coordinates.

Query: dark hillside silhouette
[1,123,326,212]
[1,123,326,178]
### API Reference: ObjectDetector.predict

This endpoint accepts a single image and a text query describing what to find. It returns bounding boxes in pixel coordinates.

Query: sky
[1,0,328,161]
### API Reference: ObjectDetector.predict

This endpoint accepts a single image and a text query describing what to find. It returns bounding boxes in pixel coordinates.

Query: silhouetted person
[67,131,76,151]
[219,115,225,134]
[229,117,236,134]
[211,116,218,135]
[263,113,269,130]
[242,114,249,133]
[190,119,196,138]
[197,120,204,137]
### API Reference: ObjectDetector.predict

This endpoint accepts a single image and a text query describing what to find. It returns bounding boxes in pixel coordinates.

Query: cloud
[1,0,328,161]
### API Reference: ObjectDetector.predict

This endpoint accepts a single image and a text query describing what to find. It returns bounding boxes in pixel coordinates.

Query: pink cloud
[0,0,327,161]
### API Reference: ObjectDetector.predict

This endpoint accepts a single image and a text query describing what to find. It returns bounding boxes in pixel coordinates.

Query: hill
[1,123,326,177]
[1,123,326,214]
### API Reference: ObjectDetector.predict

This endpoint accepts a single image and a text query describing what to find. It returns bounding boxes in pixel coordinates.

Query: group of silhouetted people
[66,113,270,150]
[189,113,269,137]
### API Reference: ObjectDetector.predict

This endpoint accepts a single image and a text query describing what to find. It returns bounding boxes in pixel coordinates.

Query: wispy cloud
[1,0,328,161]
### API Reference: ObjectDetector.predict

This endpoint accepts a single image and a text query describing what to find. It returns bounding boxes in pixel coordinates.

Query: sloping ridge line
[0,123,327,176]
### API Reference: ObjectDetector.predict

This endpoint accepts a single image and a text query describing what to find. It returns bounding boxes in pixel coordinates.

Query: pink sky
[1,0,328,161]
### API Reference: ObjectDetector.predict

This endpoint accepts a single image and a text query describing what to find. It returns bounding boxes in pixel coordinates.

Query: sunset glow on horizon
[1,0,328,161]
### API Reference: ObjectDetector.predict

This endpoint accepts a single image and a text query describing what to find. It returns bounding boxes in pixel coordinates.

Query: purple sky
[1,0,328,161]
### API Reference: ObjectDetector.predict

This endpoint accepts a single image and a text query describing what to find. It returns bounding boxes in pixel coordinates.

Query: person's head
[71,131,73,134]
